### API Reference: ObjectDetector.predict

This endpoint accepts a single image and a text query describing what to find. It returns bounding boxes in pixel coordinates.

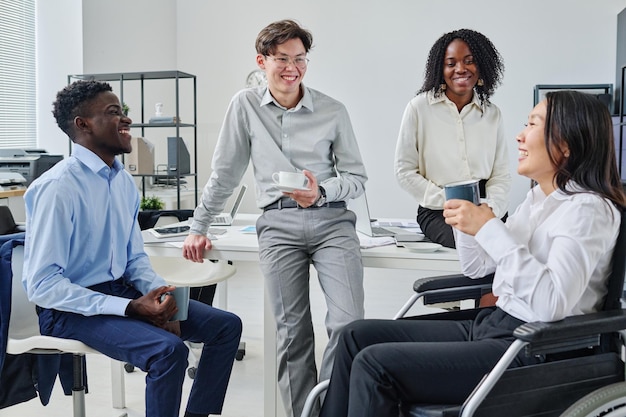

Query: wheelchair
[301,210,626,417]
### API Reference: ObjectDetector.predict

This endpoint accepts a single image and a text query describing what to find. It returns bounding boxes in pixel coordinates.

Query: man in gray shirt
[183,19,367,417]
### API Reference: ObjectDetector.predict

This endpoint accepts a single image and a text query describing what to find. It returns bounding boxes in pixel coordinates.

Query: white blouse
[455,184,621,323]
[394,90,511,217]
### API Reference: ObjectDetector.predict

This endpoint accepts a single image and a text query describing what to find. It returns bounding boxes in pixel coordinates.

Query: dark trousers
[417,206,456,248]
[417,207,509,249]
[38,278,242,417]
[319,308,542,417]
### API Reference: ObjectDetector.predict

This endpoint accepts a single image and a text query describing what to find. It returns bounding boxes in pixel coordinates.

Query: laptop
[348,192,396,237]
[211,184,248,226]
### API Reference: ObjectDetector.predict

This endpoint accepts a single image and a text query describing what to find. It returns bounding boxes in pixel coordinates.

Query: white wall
[36,0,83,157]
[47,0,626,217]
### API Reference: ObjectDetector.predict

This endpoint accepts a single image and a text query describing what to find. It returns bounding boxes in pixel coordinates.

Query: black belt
[264,198,346,211]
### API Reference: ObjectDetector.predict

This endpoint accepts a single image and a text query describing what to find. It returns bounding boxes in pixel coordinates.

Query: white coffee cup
[272,171,309,189]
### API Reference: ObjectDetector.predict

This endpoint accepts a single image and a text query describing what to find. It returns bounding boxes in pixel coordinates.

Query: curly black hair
[52,80,113,140]
[419,29,504,105]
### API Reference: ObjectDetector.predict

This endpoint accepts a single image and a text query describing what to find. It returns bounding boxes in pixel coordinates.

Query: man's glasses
[265,55,309,69]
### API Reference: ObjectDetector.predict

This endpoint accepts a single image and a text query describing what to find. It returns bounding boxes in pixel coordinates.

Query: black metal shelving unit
[67,71,198,209]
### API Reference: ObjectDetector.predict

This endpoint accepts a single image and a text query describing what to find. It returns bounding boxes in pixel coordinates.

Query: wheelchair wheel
[560,381,626,417]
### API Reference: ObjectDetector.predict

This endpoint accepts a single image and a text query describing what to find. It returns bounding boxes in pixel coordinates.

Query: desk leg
[263,287,288,417]
[215,280,228,310]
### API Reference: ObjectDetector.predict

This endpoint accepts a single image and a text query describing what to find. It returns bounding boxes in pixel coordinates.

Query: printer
[0,149,63,186]
[0,172,27,191]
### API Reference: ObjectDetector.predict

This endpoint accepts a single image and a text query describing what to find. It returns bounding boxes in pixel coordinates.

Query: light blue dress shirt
[23,144,167,317]
[191,85,368,235]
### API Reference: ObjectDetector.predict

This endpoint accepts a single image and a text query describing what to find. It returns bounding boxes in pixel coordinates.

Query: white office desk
[144,213,460,417]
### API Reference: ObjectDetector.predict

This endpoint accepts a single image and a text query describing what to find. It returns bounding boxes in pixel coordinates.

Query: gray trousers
[257,206,365,417]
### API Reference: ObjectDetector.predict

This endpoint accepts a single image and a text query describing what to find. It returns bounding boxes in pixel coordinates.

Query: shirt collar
[531,180,584,203]
[551,181,586,200]
[261,84,314,112]
[427,89,483,113]
[72,143,124,179]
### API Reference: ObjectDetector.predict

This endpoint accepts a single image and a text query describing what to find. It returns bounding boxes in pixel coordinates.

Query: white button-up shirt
[455,183,621,323]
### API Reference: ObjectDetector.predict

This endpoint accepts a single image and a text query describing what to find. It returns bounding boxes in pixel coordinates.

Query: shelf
[68,70,195,82]
[130,123,196,128]
[131,173,197,178]
[68,70,198,209]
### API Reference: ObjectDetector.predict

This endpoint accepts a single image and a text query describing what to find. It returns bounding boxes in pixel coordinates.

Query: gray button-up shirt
[190,85,368,235]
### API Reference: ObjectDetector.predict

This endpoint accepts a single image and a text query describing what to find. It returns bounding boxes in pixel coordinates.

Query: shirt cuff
[474,218,517,262]
[103,296,133,317]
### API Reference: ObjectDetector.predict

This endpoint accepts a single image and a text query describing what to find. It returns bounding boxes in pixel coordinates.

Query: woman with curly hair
[395,28,510,248]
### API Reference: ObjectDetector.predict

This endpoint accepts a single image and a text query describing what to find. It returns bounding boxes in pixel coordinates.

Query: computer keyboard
[371,226,394,236]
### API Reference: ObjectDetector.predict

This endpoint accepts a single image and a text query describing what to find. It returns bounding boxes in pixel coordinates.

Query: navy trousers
[38,278,242,417]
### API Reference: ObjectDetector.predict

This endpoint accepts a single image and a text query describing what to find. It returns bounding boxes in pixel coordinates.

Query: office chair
[148,255,237,378]
[0,205,21,235]
[301,209,626,417]
[126,209,244,377]
[148,209,246,363]
[3,237,127,417]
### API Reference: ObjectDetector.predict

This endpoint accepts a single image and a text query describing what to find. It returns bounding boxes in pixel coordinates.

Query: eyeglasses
[265,55,309,69]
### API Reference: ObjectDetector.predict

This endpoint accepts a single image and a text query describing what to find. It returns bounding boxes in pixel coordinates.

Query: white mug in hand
[272,171,309,189]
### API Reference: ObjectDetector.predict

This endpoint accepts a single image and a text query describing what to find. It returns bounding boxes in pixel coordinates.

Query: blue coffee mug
[444,180,480,205]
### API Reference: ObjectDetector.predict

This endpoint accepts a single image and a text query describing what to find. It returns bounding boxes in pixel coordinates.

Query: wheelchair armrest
[413,273,494,306]
[513,309,626,355]
[413,273,494,292]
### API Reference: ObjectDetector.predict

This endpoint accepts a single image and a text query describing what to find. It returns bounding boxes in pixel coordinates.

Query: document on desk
[142,230,219,244]
[374,220,420,229]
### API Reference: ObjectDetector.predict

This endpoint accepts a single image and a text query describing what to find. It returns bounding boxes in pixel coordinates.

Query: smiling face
[74,91,133,166]
[516,100,560,194]
[442,39,479,109]
[257,37,307,109]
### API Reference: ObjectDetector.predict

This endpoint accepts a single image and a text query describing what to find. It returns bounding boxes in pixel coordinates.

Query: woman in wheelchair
[319,90,626,417]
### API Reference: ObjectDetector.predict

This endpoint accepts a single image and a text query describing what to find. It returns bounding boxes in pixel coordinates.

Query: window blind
[0,0,36,149]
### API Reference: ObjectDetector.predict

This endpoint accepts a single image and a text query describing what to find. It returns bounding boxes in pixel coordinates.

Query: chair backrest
[601,209,626,311]
[7,244,41,340]
[137,209,194,231]
[0,205,18,235]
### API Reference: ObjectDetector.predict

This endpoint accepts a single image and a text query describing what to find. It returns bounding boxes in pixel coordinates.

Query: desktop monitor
[167,136,190,175]
[613,115,626,181]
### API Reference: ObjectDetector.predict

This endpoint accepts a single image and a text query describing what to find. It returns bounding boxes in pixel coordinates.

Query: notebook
[211,184,247,226]
[348,192,396,237]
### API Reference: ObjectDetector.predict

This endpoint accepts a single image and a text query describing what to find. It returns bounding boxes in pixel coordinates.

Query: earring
[477,78,484,87]
[440,83,447,91]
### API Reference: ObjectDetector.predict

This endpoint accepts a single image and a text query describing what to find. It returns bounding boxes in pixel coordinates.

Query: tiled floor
[0,262,442,417]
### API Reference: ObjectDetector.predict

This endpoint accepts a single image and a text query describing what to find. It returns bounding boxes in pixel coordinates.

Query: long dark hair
[419,28,504,106]
[545,90,626,208]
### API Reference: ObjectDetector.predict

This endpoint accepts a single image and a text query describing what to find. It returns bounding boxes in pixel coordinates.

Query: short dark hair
[255,19,313,56]
[419,28,504,105]
[52,80,113,139]
[546,90,626,208]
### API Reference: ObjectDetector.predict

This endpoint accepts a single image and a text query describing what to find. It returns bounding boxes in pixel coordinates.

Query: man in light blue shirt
[23,80,242,417]
[183,20,368,417]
